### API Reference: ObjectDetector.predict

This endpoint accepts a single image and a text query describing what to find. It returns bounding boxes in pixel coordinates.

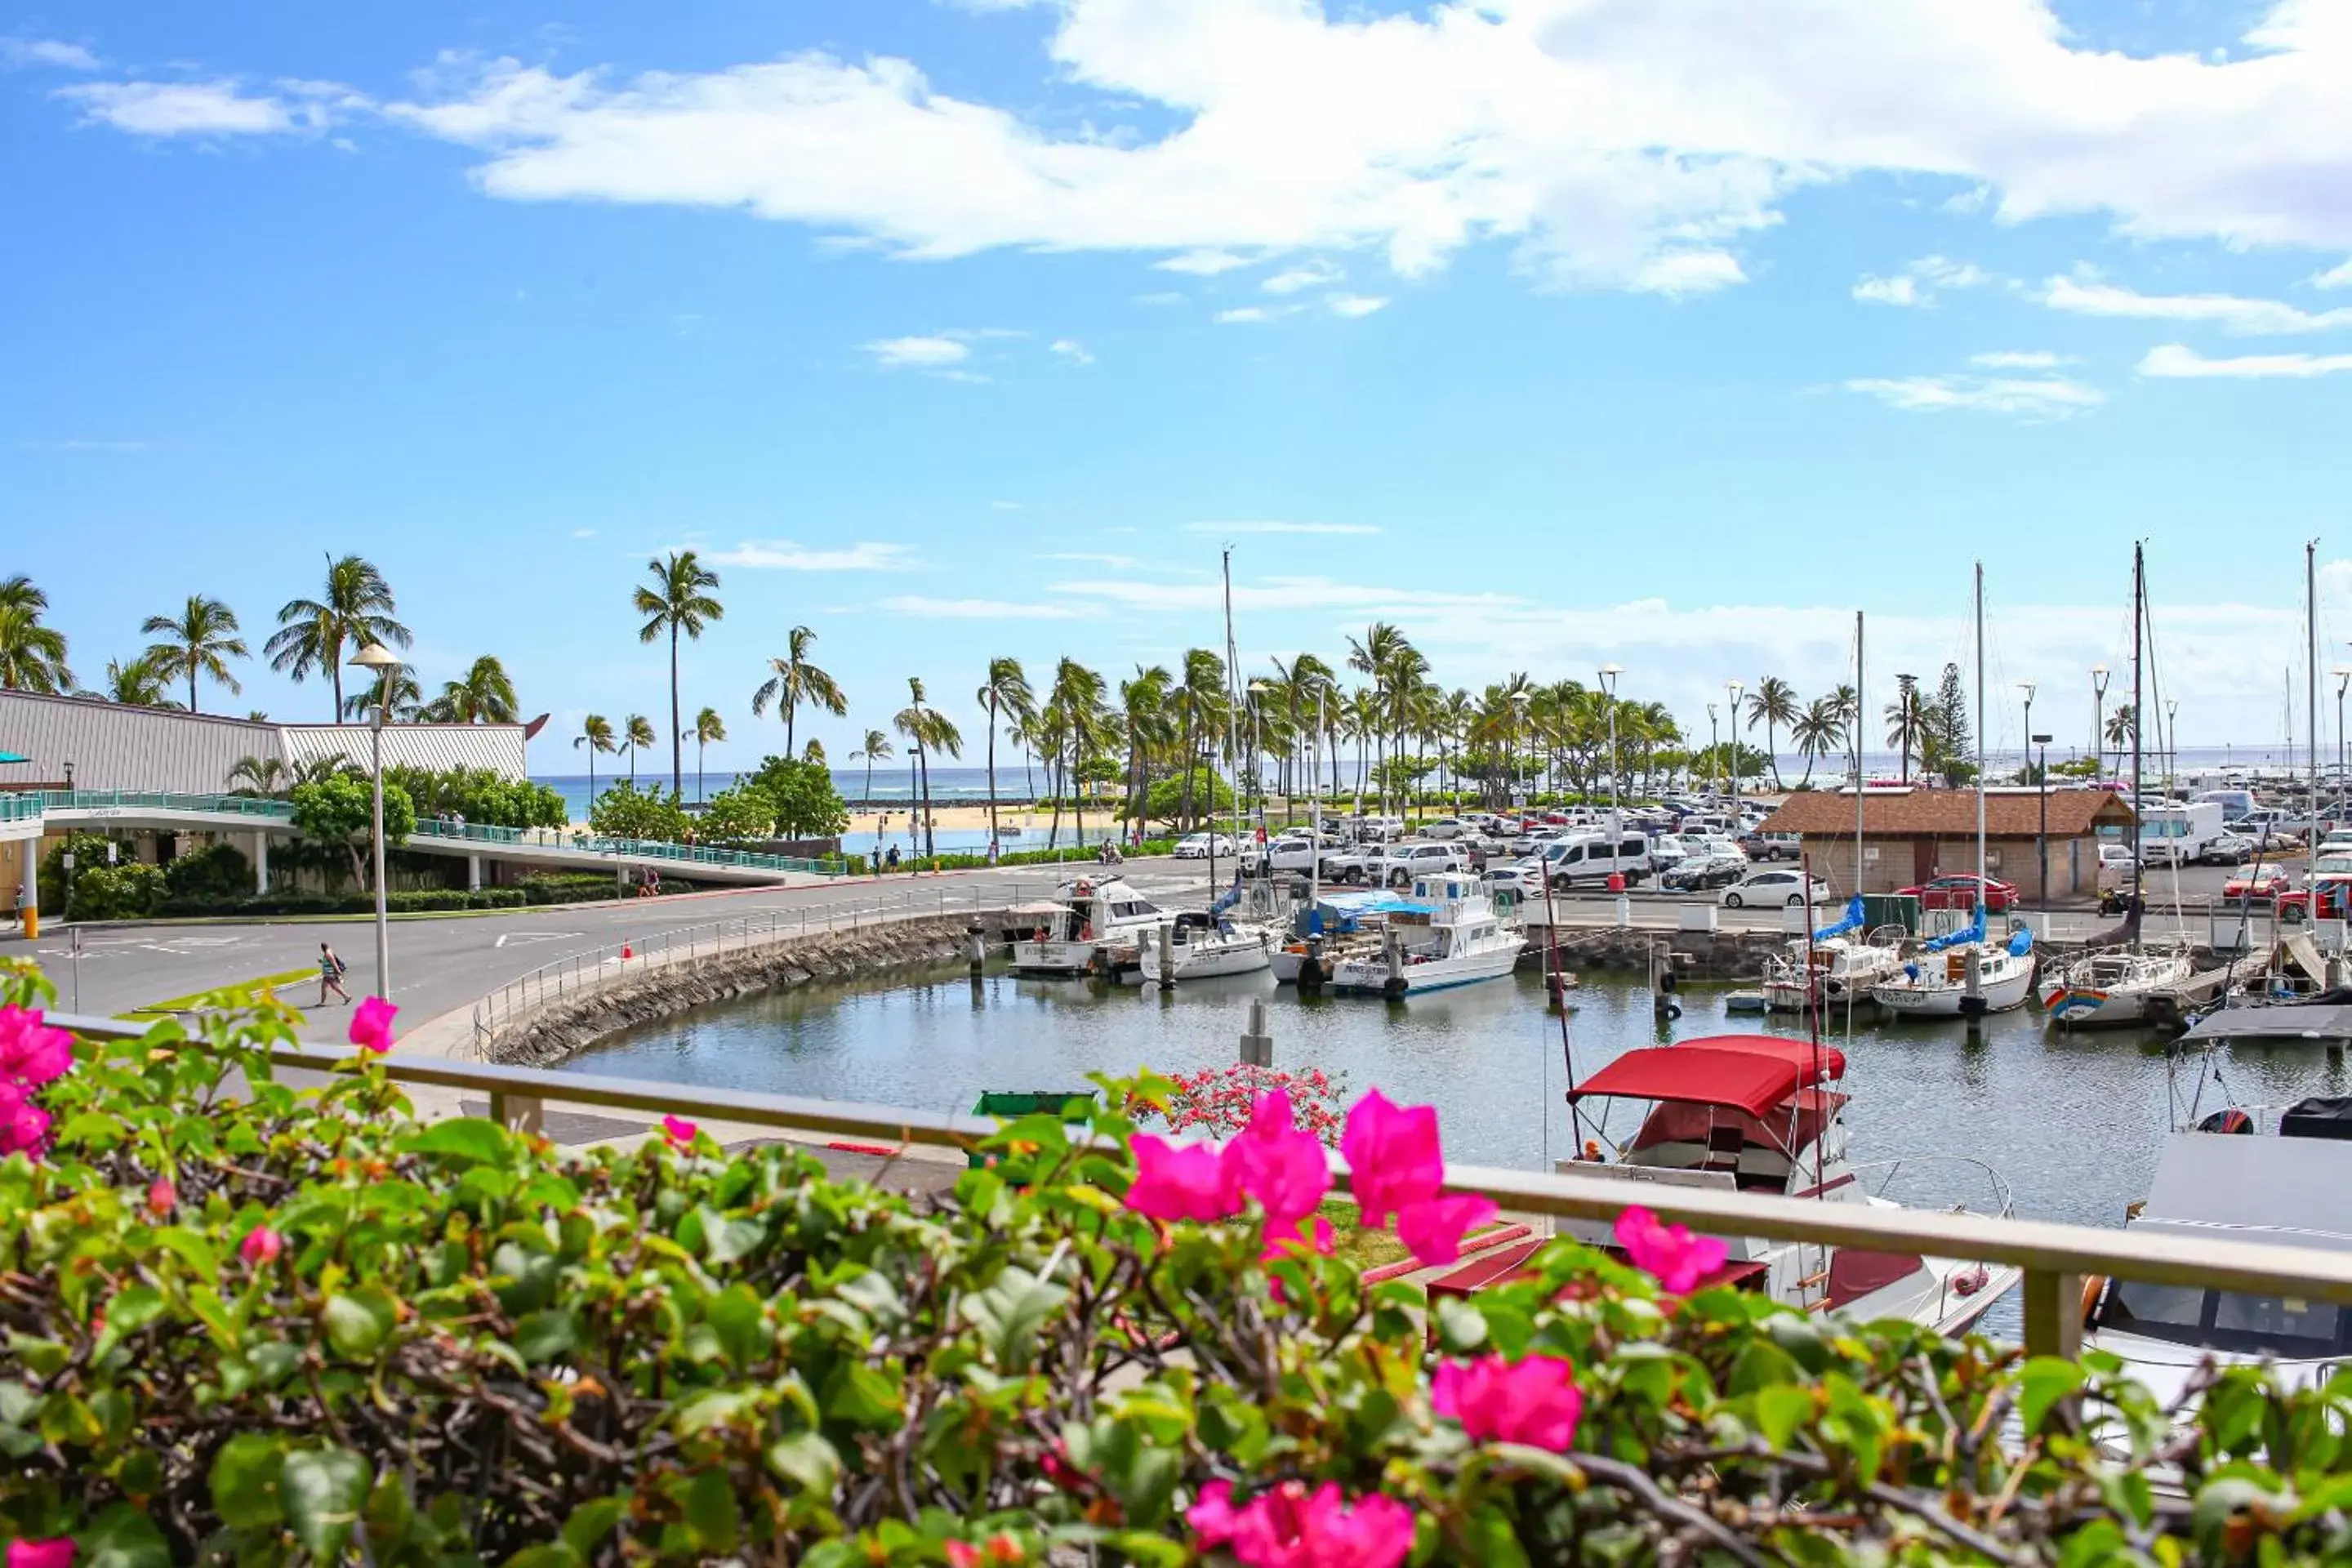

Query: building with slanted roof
[1757,786,2136,905]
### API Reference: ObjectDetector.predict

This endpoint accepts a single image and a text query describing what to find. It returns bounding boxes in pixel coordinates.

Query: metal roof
[1761,788,2134,840]
[2135,1132,2352,1254]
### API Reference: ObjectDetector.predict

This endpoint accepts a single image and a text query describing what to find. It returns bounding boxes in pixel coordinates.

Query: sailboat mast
[1975,563,1986,896]
[1854,610,1865,874]
[2310,540,2321,892]
[2130,543,2144,941]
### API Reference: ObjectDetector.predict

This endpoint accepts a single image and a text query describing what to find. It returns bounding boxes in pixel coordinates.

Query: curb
[1359,1223,1535,1286]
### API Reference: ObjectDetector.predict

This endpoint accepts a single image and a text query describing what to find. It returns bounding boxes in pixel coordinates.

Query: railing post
[488,1090,545,1138]
[2020,1267,2083,1359]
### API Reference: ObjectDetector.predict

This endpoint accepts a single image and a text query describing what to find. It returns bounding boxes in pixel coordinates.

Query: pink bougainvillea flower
[1339,1088,1442,1230]
[1395,1193,1499,1268]
[0,1005,73,1087]
[348,995,398,1054]
[1615,1205,1728,1294]
[8,1539,76,1568]
[1260,1214,1335,1264]
[146,1177,177,1218]
[1432,1352,1584,1452]
[660,1115,698,1149]
[238,1226,284,1266]
[1126,1134,1236,1223]
[0,1091,51,1160]
[1187,1480,1241,1548]
[1218,1089,1331,1229]
[1226,1481,1414,1568]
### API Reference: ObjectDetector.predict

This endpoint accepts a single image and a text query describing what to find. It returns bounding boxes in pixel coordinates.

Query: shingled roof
[1759,788,2134,839]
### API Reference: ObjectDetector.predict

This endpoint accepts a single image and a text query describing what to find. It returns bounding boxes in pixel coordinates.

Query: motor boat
[1761,898,1905,1013]
[1009,874,1167,977]
[1561,1035,2020,1334]
[2038,941,2194,1027]
[1272,889,1411,987]
[1140,911,1276,984]
[1869,910,2038,1018]
[1327,871,1524,997]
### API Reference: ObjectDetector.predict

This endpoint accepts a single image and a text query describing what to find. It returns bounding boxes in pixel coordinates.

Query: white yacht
[1327,871,1523,997]
[1561,1035,2020,1334]
[1870,915,2038,1017]
[1009,874,1167,977]
[2038,942,2195,1027]
[1761,899,1906,1013]
[1140,911,1276,983]
[1271,889,1406,987]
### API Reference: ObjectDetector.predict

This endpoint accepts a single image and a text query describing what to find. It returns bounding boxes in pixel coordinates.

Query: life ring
[1032,926,1049,946]
[1080,923,1094,942]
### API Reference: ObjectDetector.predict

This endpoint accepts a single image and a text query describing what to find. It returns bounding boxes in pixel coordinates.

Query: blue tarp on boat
[1922,909,1986,953]
[2007,924,2034,957]
[1812,895,1866,942]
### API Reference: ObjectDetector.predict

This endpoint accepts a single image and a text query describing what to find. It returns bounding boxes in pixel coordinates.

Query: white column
[468,854,483,893]
[618,863,630,889]
[252,831,270,894]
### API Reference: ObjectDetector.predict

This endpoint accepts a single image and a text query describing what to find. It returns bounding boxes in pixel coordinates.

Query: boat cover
[1679,1033,1847,1082]
[2133,1131,2352,1253]
[1811,895,1867,942]
[2180,1004,2352,1045]
[1922,908,1986,954]
[1571,1046,1818,1119]
[2281,1096,2352,1143]
[2006,925,2034,957]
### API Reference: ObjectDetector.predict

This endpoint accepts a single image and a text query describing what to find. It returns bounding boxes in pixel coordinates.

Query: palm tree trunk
[919,742,934,858]
[1767,719,1782,791]
[986,696,1000,849]
[697,738,706,804]
[188,662,198,715]
[1049,751,1064,850]
[786,702,796,760]
[331,657,343,720]
[1073,736,1085,848]
[670,625,683,797]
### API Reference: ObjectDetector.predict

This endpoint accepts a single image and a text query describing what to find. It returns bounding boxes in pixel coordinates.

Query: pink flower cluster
[1126,1085,1498,1272]
[0,1004,74,1160]
[1614,1205,1727,1294]
[1152,1065,1347,1147]
[1188,1480,1412,1568]
[1432,1352,1583,1451]
[349,995,397,1054]
[8,1539,74,1568]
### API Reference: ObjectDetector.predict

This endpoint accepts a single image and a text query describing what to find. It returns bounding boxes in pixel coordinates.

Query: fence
[468,880,1033,1053]
[45,1009,2352,1361]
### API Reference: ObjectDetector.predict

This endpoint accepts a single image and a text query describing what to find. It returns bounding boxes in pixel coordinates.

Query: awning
[1681,1033,1847,1083]
[1570,1046,1812,1120]
[0,752,28,764]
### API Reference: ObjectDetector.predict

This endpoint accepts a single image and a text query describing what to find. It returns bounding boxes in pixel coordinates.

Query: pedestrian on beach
[317,942,352,1007]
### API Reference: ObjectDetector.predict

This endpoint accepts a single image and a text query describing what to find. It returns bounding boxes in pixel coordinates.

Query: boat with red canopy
[1543,1033,2020,1334]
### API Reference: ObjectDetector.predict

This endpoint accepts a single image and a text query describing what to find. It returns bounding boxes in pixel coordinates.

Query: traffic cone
[621,943,633,960]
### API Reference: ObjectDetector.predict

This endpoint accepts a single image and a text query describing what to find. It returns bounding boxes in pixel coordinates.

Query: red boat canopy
[1570,1037,1844,1120]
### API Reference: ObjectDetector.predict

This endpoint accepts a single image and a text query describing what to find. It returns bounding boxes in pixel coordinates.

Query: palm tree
[751,626,847,760]
[1045,658,1108,849]
[575,714,615,804]
[83,654,178,709]
[421,655,519,723]
[265,553,411,719]
[226,755,288,797]
[849,728,892,809]
[1884,683,1930,784]
[801,737,826,765]
[2105,703,2138,753]
[632,550,724,796]
[688,706,727,802]
[1790,697,1844,786]
[622,714,656,782]
[142,595,247,714]
[342,668,421,721]
[1119,665,1173,835]
[1744,677,1799,791]
[0,577,74,693]
[893,678,964,858]
[1346,622,1408,812]
[977,656,1036,852]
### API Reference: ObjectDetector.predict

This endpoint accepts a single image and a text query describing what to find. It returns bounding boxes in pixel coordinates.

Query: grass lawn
[118,968,315,1020]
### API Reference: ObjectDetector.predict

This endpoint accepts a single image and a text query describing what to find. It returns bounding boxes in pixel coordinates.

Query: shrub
[587,781,691,842]
[60,862,165,921]
[35,834,128,915]
[741,755,850,840]
[291,775,416,889]
[161,842,252,904]
[386,765,569,831]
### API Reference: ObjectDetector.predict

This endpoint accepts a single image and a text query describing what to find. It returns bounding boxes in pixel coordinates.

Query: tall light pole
[350,642,403,1001]
[2091,665,2111,782]
[1599,665,1624,843]
[1706,702,1719,796]
[1246,679,1274,835]
[2020,682,2036,785]
[2166,697,2180,791]
[2032,732,2052,910]
[1725,680,1744,800]
[1509,690,1530,812]
[2334,671,2350,831]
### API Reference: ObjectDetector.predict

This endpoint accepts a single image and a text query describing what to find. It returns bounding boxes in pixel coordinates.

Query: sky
[7,0,2352,774]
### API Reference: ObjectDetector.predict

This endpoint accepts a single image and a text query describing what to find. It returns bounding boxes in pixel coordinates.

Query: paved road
[2,858,1222,1040]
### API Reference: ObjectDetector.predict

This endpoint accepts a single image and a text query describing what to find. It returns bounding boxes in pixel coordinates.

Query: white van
[1536,831,1653,889]
[2136,802,2224,866]
[2195,789,2256,824]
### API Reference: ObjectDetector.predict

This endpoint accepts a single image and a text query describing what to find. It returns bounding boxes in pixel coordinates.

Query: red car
[2226,867,2293,903]
[1898,873,2018,912]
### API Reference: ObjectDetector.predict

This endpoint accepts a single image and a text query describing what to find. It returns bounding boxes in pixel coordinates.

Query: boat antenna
[2128,541,2144,944]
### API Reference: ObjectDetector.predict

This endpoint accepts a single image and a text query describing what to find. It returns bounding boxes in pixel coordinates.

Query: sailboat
[1869,564,2038,1017]
[2039,543,2193,1027]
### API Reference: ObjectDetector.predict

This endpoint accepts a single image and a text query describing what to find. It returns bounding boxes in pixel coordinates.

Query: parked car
[1649,833,1700,868]
[2224,866,2292,902]
[1378,841,1472,889]
[1662,852,1748,892]
[1721,868,1833,908]
[1897,873,2019,912]
[1240,834,1320,875]
[1414,817,1468,840]
[1740,831,1802,862]
[2198,831,2257,866]
[1172,832,1237,860]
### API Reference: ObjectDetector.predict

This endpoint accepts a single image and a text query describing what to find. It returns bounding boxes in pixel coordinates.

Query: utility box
[968,1090,1099,1169]
[1861,893,1921,935]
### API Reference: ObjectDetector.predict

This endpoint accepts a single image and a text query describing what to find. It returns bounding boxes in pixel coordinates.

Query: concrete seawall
[486,911,998,1067]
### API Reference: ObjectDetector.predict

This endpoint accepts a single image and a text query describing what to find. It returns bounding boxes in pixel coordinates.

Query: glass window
[2209,1292,2343,1357]
[2103,1279,2206,1336]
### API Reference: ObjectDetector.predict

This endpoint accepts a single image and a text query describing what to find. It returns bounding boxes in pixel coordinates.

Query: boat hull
[1140,930,1274,982]
[1330,943,1520,996]
[1869,954,2036,1016]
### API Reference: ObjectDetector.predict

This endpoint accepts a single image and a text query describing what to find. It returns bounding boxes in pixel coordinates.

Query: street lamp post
[1508,691,1530,813]
[2091,665,2111,783]
[1725,681,1744,800]
[2166,698,2180,792]
[1599,666,1624,844]
[1246,679,1274,836]
[350,643,403,1001]
[2032,732,2052,910]
[1706,702,1719,796]
[2334,671,2350,832]
[2020,681,2037,899]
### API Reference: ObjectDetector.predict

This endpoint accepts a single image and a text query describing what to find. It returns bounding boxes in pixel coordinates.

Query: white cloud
[57,77,364,136]
[2041,275,2352,334]
[1851,274,1921,307]
[990,500,1022,510]
[1843,372,2104,419]
[1049,337,1094,364]
[570,528,599,539]
[1213,305,1281,324]
[1181,520,1380,537]
[1263,259,1343,294]
[2314,258,2352,290]
[1134,290,1186,305]
[706,540,917,570]
[1034,551,1137,568]
[2,38,99,70]
[862,334,969,368]
[1852,255,1999,307]
[1969,350,2074,369]
[877,595,1106,620]
[1325,294,1389,318]
[2136,344,2352,379]
[1631,250,1746,296]
[1155,249,1253,275]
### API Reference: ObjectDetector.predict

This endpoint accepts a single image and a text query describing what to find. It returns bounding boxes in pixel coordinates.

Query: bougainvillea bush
[2,961,2350,1566]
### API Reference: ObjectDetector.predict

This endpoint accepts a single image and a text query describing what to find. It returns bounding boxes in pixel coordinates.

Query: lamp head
[2020,681,2037,704]
[350,644,403,675]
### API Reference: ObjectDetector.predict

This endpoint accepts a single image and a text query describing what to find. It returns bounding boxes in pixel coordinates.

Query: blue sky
[7,0,2352,770]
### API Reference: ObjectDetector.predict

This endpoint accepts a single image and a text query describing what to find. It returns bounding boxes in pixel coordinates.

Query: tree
[290,773,415,890]
[977,656,1035,853]
[264,553,411,719]
[2105,702,2138,753]
[742,755,852,840]
[1744,677,1799,791]
[697,782,776,846]
[1789,697,1844,787]
[688,706,727,803]
[1044,657,1108,849]
[1884,681,1929,785]
[420,656,519,724]
[0,577,74,693]
[1927,662,1971,786]
[1119,666,1173,838]
[751,626,846,761]
[621,715,656,782]
[893,678,963,858]
[343,667,421,722]
[225,755,287,797]
[141,595,247,714]
[1346,622,1408,813]
[588,781,689,842]
[80,654,178,709]
[575,714,614,803]
[849,728,892,809]
[633,550,724,797]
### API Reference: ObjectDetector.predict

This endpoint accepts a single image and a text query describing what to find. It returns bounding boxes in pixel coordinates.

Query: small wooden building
[1757,788,2136,905]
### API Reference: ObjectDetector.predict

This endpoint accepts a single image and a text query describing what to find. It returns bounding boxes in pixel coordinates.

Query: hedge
[2,962,2345,1564]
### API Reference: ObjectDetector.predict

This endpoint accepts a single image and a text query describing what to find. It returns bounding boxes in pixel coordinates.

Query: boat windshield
[2100,1278,2346,1359]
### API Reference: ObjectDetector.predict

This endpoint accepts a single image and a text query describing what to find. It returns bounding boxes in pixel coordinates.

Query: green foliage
[290,774,416,889]
[36,833,129,914]
[62,862,166,921]
[741,755,851,840]
[696,783,777,846]
[6,963,2351,1563]
[384,765,568,830]
[1136,768,1236,824]
[586,781,691,840]
[162,843,251,904]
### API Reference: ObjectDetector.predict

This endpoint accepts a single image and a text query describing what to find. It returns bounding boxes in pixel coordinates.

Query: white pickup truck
[1240,834,1324,875]
[1370,840,1473,889]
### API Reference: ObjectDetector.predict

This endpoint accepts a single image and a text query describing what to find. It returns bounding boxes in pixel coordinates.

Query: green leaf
[403,1117,513,1169]
[514,1307,582,1365]
[1754,1385,1815,1450]
[821,1362,902,1430]
[322,1286,399,1359]
[561,1496,630,1557]
[1434,1296,1488,1354]
[764,1431,842,1494]
[693,1205,767,1266]
[682,1468,738,1552]
[78,1504,170,1568]
[960,1265,1069,1374]
[705,1285,767,1370]
[282,1446,373,1562]
[2019,1356,2085,1434]
[209,1432,287,1529]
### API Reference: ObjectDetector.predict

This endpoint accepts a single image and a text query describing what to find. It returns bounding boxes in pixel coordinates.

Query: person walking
[885,844,902,874]
[317,942,352,1007]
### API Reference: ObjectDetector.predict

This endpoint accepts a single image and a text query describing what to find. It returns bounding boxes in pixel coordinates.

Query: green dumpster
[1860,893,1921,935]
[969,1089,1099,1168]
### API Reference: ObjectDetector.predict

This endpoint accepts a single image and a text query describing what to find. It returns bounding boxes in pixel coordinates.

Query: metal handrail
[42,1008,2352,1361]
